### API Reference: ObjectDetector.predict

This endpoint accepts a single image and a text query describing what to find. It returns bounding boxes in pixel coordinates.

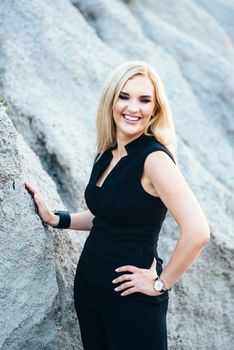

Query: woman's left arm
[144,150,211,290]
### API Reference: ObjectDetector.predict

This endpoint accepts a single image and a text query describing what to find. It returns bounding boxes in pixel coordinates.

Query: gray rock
[132,0,234,59]
[0,0,123,212]
[0,109,21,182]
[196,0,234,43]
[0,111,83,349]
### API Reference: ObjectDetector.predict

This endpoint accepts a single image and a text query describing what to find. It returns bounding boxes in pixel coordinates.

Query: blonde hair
[95,60,177,162]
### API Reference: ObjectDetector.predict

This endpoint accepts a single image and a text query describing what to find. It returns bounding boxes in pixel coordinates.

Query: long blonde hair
[95,60,177,162]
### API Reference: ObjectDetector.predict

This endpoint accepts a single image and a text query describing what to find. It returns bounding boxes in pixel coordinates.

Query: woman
[24,61,210,350]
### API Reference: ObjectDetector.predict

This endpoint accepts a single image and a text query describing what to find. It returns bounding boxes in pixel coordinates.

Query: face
[112,74,156,140]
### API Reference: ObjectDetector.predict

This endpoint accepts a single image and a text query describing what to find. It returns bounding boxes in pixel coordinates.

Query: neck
[115,131,144,156]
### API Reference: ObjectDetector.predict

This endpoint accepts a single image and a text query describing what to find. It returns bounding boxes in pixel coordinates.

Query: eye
[140,99,151,103]
[119,94,128,99]
[119,94,151,103]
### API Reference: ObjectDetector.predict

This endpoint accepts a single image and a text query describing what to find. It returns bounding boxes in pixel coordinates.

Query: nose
[127,100,139,113]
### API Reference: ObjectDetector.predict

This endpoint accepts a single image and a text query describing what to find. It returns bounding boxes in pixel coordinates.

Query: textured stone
[0,0,233,349]
[0,0,122,212]
[133,0,234,59]
[196,0,234,43]
[0,111,83,349]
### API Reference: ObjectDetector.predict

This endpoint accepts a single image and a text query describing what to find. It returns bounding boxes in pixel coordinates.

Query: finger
[115,265,139,273]
[25,182,39,195]
[114,281,134,292]
[34,193,41,204]
[24,181,33,190]
[121,286,138,296]
[24,182,37,196]
[112,274,133,284]
[34,194,47,210]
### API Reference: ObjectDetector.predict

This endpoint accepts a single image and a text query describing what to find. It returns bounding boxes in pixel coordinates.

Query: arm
[144,151,210,290]
[50,209,95,231]
[69,210,95,231]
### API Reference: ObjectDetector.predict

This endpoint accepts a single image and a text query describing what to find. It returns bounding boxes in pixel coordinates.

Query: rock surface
[0,111,83,349]
[0,0,233,349]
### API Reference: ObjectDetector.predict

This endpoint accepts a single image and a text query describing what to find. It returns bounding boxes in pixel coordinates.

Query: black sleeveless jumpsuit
[74,133,176,350]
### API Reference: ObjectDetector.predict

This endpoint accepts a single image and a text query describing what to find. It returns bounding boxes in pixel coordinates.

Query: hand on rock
[24,181,59,227]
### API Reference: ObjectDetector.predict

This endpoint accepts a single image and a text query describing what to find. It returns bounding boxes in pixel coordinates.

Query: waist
[90,220,158,248]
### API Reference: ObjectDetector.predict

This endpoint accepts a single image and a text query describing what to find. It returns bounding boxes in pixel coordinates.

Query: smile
[122,114,141,121]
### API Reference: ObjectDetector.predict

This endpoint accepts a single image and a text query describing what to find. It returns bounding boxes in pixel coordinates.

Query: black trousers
[74,283,169,350]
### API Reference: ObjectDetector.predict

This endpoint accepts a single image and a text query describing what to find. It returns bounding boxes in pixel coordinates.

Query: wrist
[158,273,172,291]
[53,210,71,229]
[48,213,60,227]
[153,288,163,297]
[153,274,172,294]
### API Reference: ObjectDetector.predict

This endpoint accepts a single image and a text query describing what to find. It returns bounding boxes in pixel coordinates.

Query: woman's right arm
[24,181,94,231]
[69,210,94,231]
[46,210,94,231]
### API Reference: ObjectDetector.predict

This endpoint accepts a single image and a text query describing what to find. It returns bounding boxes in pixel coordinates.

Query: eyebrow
[120,91,152,98]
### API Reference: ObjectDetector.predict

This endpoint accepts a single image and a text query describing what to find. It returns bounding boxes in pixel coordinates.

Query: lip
[122,114,142,125]
[122,113,142,119]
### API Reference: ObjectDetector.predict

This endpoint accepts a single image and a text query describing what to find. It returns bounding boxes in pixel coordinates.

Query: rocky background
[0,0,233,349]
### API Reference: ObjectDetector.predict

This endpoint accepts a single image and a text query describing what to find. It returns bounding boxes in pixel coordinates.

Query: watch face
[154,279,164,291]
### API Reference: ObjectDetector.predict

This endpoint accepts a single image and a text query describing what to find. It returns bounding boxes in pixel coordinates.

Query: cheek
[113,100,127,115]
[112,103,123,125]
[142,104,154,118]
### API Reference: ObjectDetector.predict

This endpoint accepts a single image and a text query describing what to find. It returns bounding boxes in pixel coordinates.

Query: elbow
[202,221,211,244]
[181,222,211,247]
[195,224,211,247]
[200,229,210,246]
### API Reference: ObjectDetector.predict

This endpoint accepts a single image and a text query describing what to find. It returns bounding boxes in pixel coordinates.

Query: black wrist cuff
[53,210,71,229]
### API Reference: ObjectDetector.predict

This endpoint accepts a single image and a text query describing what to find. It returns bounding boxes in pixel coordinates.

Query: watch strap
[154,275,171,293]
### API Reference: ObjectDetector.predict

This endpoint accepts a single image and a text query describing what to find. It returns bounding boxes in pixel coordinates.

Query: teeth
[123,114,140,121]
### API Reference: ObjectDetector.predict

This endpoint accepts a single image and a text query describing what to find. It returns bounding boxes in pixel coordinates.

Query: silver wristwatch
[153,276,171,294]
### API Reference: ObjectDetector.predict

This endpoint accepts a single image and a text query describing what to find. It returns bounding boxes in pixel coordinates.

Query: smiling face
[112,74,156,140]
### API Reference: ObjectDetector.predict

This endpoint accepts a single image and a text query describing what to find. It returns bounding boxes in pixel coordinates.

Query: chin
[117,127,144,137]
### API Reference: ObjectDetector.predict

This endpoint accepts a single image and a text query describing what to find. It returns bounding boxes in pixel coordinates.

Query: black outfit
[74,133,176,350]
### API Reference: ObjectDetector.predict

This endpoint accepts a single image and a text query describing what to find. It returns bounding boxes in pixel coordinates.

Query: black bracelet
[53,210,71,229]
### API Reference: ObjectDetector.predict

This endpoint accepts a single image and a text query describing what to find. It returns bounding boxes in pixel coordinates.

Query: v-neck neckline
[95,132,149,189]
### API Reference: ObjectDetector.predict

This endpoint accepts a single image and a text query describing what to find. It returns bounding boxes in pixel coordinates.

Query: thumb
[150,257,157,269]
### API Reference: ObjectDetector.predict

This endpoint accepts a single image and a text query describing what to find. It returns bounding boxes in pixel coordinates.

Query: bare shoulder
[144,150,206,230]
[144,150,182,195]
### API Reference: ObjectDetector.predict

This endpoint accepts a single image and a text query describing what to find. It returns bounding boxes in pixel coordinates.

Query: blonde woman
[24,61,210,350]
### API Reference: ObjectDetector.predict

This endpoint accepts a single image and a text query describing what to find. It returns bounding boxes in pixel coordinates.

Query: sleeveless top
[84,132,176,258]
